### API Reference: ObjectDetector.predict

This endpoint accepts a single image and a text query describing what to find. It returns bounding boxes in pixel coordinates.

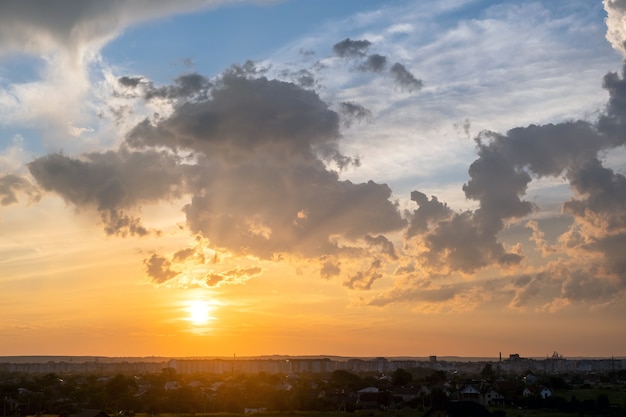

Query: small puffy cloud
[332,38,372,58]
[144,253,179,283]
[338,101,372,127]
[359,54,388,72]
[118,76,144,88]
[390,62,423,92]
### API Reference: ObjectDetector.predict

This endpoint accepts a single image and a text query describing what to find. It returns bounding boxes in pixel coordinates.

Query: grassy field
[555,386,626,406]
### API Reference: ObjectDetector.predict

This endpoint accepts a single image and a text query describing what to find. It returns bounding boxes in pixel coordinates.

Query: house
[539,387,552,398]
[392,385,426,403]
[356,387,380,409]
[459,385,481,402]
[482,389,504,406]
[522,385,552,398]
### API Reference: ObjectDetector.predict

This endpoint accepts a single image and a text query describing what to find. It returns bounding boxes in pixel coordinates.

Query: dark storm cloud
[338,101,372,127]
[390,62,423,92]
[0,174,40,205]
[332,38,372,58]
[359,54,387,72]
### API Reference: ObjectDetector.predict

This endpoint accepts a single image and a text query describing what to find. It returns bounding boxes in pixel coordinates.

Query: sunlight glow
[186,299,214,325]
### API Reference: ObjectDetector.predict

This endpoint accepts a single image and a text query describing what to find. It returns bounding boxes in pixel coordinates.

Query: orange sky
[1,0,626,359]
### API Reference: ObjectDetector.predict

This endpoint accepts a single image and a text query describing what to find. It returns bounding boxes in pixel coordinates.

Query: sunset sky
[2,0,626,359]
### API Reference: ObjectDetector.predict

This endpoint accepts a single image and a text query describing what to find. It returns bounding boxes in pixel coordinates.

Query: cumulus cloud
[395,59,626,306]
[604,0,626,57]
[27,69,406,280]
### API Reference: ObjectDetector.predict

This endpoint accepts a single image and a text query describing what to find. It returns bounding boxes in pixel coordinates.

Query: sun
[187,300,213,325]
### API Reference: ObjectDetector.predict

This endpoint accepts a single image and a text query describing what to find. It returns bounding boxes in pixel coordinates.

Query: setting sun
[187,300,214,326]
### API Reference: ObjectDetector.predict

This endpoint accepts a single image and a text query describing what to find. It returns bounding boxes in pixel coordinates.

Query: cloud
[206,266,263,287]
[27,70,406,267]
[389,62,423,92]
[27,149,184,236]
[366,277,493,313]
[391,59,626,306]
[344,259,383,290]
[0,174,40,206]
[604,0,626,57]
[359,54,388,72]
[320,260,341,279]
[144,253,179,283]
[338,101,372,127]
[8,0,626,314]
[332,38,372,58]
[0,0,256,58]
[144,73,213,101]
[364,234,398,260]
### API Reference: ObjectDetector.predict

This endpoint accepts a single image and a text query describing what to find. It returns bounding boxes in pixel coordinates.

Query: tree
[391,368,413,386]
[480,364,495,381]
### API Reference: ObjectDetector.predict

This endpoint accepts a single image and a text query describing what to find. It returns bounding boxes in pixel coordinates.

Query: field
[555,386,626,406]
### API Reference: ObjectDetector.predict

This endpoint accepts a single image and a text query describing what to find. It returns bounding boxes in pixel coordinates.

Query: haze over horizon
[1,0,626,359]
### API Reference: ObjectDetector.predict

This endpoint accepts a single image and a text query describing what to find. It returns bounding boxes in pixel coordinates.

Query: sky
[1,0,626,359]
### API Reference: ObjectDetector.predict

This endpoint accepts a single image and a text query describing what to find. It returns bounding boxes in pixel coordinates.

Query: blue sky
[1,0,626,357]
